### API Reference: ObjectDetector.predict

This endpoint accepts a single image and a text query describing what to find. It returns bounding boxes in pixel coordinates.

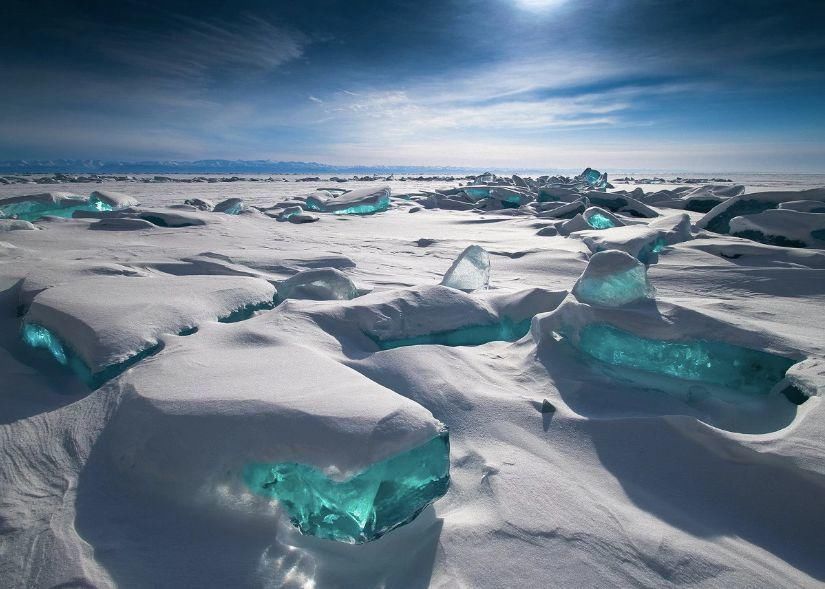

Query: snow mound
[277,268,358,301]
[729,209,825,248]
[0,219,37,231]
[697,188,825,234]
[23,275,276,381]
[579,214,692,263]
[105,324,445,511]
[89,190,140,209]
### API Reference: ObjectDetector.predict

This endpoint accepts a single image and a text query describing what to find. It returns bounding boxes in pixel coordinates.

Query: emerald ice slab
[575,323,795,396]
[244,430,450,543]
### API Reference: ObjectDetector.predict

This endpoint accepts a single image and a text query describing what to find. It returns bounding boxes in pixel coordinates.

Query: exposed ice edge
[22,275,278,383]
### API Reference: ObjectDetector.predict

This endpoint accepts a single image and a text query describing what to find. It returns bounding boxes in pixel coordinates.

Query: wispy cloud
[97,14,309,80]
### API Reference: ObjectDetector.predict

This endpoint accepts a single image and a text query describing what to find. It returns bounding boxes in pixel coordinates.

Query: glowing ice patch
[244,430,450,543]
[575,323,795,396]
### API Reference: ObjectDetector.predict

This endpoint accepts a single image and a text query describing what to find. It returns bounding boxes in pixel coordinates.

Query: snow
[1,176,824,588]
[729,209,825,248]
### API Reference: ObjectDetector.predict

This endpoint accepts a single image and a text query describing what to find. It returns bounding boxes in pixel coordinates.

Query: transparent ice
[576,323,795,396]
[441,245,490,291]
[573,251,654,307]
[586,212,616,229]
[244,430,450,543]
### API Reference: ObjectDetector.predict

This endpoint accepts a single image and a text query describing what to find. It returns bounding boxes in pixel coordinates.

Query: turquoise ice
[374,317,531,349]
[573,250,654,307]
[21,322,160,389]
[441,244,490,291]
[586,212,616,229]
[575,323,795,396]
[21,323,69,365]
[244,430,450,543]
[0,194,113,222]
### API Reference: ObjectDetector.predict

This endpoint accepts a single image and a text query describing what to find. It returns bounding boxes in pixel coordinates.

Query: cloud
[95,14,309,80]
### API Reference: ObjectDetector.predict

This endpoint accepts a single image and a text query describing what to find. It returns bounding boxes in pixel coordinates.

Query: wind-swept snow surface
[1,177,824,588]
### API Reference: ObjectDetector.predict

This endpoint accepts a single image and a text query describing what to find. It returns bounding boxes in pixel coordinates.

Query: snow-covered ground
[1,174,824,588]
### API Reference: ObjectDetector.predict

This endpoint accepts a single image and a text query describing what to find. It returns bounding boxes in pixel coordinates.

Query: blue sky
[1,0,824,171]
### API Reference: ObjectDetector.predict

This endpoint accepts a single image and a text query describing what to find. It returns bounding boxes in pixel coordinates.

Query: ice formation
[697,188,825,234]
[244,429,450,543]
[89,190,140,209]
[213,197,246,214]
[276,268,358,301]
[183,197,215,211]
[576,323,795,396]
[572,250,655,307]
[441,245,490,291]
[583,207,623,229]
[22,275,276,385]
[0,192,113,221]
[578,167,608,189]
[729,209,825,248]
[306,186,391,214]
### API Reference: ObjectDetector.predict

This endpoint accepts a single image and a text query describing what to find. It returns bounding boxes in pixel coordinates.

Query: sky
[1,0,824,172]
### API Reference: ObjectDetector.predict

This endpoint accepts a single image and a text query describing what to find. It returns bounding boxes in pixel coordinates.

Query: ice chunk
[277,268,358,301]
[213,198,246,214]
[23,275,276,385]
[462,186,493,201]
[729,209,825,248]
[20,321,160,388]
[183,198,215,211]
[276,205,304,221]
[578,168,608,188]
[0,192,112,221]
[441,245,490,292]
[489,187,535,207]
[89,190,140,209]
[583,207,623,230]
[306,187,391,215]
[537,199,587,219]
[558,214,591,236]
[586,192,658,218]
[572,250,655,307]
[576,323,795,396]
[696,188,825,234]
[244,429,449,543]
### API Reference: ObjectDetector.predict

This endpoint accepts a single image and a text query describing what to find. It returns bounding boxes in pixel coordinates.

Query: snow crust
[1,177,825,588]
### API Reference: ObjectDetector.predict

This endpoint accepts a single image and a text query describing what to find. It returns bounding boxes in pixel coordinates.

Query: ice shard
[579,168,608,189]
[244,429,450,544]
[572,250,655,307]
[213,198,246,214]
[575,323,795,396]
[441,245,490,292]
[583,207,623,230]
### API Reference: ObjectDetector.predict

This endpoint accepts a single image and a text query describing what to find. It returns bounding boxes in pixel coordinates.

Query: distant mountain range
[0,159,481,175]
